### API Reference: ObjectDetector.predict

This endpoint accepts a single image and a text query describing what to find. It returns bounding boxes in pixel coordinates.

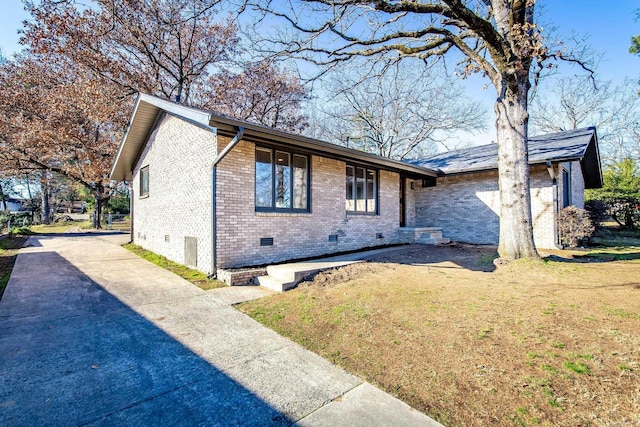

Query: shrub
[558,206,595,248]
[584,199,608,230]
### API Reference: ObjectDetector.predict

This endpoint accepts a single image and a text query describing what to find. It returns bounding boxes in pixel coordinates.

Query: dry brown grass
[238,244,640,426]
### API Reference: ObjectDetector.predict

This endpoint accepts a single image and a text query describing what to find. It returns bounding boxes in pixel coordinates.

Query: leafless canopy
[247,0,589,96]
[312,61,487,159]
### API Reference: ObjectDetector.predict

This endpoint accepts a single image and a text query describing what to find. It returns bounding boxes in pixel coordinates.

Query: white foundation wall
[132,114,216,272]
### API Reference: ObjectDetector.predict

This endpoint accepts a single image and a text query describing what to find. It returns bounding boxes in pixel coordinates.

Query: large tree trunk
[0,182,8,212]
[494,81,539,260]
[94,194,103,229]
[40,174,51,225]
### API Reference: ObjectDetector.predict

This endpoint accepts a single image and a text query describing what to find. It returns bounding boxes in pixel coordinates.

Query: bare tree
[530,75,640,162]
[197,60,309,132]
[249,0,592,260]
[25,0,239,103]
[312,61,487,160]
[0,54,129,227]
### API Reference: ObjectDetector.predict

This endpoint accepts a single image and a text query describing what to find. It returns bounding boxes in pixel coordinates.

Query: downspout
[129,182,134,243]
[546,161,559,247]
[210,127,245,278]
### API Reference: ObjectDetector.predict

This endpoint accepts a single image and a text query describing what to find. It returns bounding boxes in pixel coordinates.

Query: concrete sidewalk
[0,233,441,426]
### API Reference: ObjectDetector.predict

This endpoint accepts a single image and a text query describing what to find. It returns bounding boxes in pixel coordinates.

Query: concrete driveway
[0,233,440,426]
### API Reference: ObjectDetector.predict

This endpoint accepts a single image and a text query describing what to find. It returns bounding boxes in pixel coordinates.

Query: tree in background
[529,75,639,162]
[25,0,239,103]
[24,0,309,128]
[311,61,487,160]
[250,0,592,260]
[199,60,309,132]
[586,158,640,229]
[0,54,129,226]
[631,10,640,56]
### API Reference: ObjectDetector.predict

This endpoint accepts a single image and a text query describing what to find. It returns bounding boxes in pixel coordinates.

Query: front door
[399,176,406,227]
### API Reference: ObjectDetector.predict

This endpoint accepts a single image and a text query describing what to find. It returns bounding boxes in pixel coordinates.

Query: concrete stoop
[257,260,361,292]
[398,226,451,245]
[255,245,415,292]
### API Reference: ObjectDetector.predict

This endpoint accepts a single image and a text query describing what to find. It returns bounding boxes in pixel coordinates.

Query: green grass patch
[603,306,640,321]
[28,221,93,234]
[564,361,591,375]
[0,235,28,300]
[122,243,224,290]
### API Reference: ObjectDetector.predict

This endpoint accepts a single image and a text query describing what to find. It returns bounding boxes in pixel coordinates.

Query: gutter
[210,127,245,278]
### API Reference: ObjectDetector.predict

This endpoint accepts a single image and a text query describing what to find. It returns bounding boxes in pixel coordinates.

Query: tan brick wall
[132,114,215,270]
[404,179,417,227]
[414,165,560,249]
[215,137,402,268]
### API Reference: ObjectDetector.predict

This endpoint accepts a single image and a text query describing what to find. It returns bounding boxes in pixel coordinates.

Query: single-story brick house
[110,94,602,277]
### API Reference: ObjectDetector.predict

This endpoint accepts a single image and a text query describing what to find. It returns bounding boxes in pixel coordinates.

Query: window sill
[139,194,150,199]
[256,212,311,217]
[346,213,379,218]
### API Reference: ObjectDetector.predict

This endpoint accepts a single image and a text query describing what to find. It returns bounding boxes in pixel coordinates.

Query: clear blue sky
[1,0,639,144]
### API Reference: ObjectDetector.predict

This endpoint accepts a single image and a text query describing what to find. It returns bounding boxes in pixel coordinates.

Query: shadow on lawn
[368,243,499,272]
[546,250,640,263]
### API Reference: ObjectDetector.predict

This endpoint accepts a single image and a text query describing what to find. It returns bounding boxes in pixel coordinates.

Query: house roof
[110,93,438,181]
[411,127,603,189]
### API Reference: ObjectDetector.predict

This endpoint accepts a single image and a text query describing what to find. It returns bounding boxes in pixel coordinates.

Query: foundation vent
[328,234,338,242]
[260,237,274,246]
[185,237,198,267]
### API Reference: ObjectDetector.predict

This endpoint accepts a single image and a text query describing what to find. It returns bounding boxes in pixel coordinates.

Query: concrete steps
[257,260,360,292]
[255,245,413,292]
[399,227,450,245]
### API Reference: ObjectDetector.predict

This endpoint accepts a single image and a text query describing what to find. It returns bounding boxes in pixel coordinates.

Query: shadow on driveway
[0,251,290,426]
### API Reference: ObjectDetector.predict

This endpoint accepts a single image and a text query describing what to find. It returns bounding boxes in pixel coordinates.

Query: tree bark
[94,194,103,229]
[495,80,539,260]
[40,174,51,225]
[0,182,8,212]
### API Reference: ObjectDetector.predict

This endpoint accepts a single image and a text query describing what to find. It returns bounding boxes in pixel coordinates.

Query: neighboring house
[2,197,25,213]
[110,94,602,279]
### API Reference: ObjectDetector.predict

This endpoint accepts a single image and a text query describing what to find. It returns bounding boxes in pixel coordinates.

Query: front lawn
[238,243,640,426]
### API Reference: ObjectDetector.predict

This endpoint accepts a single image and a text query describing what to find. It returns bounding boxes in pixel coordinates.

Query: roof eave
[110,94,213,181]
[210,115,437,178]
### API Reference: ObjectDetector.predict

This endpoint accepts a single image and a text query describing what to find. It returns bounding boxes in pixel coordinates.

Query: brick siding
[132,114,215,270]
[214,137,401,268]
[413,164,563,249]
[132,117,403,273]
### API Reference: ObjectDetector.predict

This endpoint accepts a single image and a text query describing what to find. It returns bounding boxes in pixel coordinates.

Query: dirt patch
[240,245,640,426]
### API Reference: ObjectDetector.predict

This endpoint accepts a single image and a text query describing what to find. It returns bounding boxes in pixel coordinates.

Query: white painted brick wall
[132,114,215,270]
[414,165,560,249]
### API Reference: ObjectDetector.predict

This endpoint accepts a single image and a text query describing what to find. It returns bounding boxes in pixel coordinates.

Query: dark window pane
[255,148,272,208]
[140,166,149,196]
[346,166,354,211]
[275,151,291,208]
[356,167,366,212]
[366,169,376,213]
[293,155,307,209]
